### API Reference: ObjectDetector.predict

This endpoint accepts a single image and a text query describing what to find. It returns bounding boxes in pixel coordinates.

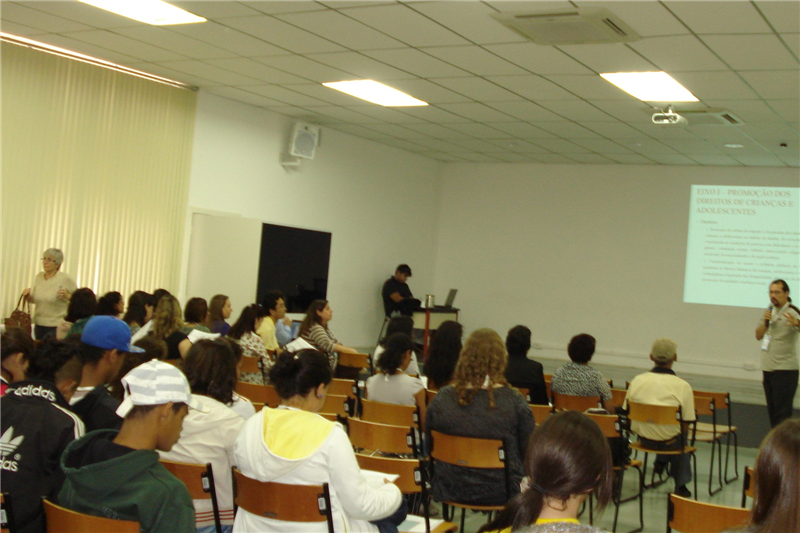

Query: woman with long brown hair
[298,299,357,369]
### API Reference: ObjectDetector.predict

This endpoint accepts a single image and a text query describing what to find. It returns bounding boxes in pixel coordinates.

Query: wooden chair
[328,378,358,401]
[693,389,739,483]
[514,387,531,403]
[42,499,139,533]
[428,430,508,532]
[251,402,265,412]
[160,460,222,533]
[741,466,755,507]
[610,388,628,410]
[336,352,371,379]
[667,494,749,533]
[239,355,262,375]
[355,454,457,533]
[1,493,13,533]
[544,374,552,401]
[586,413,644,533]
[689,395,723,495]
[235,382,281,407]
[426,389,438,405]
[552,392,601,412]
[348,417,418,456]
[627,402,697,499]
[231,468,334,532]
[320,393,351,418]
[529,403,553,424]
[360,398,420,429]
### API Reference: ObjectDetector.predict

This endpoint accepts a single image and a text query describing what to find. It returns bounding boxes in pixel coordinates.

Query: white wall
[187,92,442,346]
[432,163,799,380]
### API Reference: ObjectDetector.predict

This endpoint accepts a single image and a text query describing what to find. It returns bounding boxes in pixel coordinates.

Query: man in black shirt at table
[382,264,420,317]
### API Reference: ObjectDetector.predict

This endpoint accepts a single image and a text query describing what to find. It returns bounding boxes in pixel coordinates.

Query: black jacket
[505,355,549,405]
[1,380,85,533]
[70,385,122,432]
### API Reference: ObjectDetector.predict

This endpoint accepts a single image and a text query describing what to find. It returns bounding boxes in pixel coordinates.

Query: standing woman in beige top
[22,248,77,340]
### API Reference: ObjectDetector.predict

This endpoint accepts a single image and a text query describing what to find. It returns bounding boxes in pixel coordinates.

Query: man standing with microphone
[755,279,800,427]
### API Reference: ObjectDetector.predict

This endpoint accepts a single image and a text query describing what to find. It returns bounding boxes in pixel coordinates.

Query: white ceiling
[3,0,799,166]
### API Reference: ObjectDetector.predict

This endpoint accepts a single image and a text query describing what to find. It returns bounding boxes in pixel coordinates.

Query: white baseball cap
[116,360,206,418]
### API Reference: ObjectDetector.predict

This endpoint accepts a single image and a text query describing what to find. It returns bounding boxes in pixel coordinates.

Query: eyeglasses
[41,257,56,262]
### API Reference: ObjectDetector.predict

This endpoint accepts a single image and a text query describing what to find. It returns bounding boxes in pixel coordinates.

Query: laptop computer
[434,289,457,309]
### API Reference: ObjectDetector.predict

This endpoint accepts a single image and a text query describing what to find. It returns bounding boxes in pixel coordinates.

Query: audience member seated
[724,417,800,533]
[59,360,201,533]
[71,316,144,432]
[122,290,155,336]
[1,339,84,533]
[256,290,288,355]
[183,297,211,334]
[130,289,174,343]
[220,339,256,420]
[366,332,426,429]
[232,349,405,533]
[424,320,463,390]
[624,338,695,498]
[59,287,96,339]
[95,291,124,317]
[108,337,165,402]
[426,328,536,506]
[1,327,34,395]
[551,334,613,412]
[149,294,192,360]
[479,411,612,533]
[228,303,270,385]
[160,339,246,533]
[208,294,232,336]
[373,316,420,376]
[298,299,358,370]
[504,325,548,406]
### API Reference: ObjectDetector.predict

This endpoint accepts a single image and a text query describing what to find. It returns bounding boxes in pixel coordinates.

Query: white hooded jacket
[232,405,402,532]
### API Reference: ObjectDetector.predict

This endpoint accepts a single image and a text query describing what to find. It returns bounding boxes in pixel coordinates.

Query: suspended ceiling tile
[387,79,472,105]
[484,42,593,75]
[156,59,264,84]
[485,75,576,100]
[739,122,800,142]
[535,122,603,140]
[688,154,743,166]
[262,106,324,123]
[341,4,469,47]
[533,153,579,164]
[325,123,396,139]
[342,104,431,124]
[643,126,703,140]
[581,121,652,140]
[699,99,786,123]
[738,70,800,100]
[430,77,524,102]
[240,2,327,15]
[732,154,787,166]
[359,123,425,139]
[571,139,636,154]
[407,1,528,45]
[659,139,726,155]
[171,1,262,18]
[1,19,50,37]
[396,105,473,124]
[24,33,142,65]
[664,1,772,35]
[646,153,698,165]
[203,86,287,107]
[628,35,730,72]
[128,61,218,86]
[420,45,527,76]
[449,138,508,151]
[755,1,800,34]
[765,99,800,124]
[221,15,345,54]
[781,33,799,58]
[544,74,628,100]
[4,1,124,31]
[443,122,514,139]
[486,139,551,153]
[484,122,559,139]
[701,34,798,70]
[535,100,615,122]
[568,153,617,164]
[242,84,330,106]
[413,138,475,152]
[114,26,237,60]
[557,42,656,73]
[275,10,405,50]
[673,71,760,100]
[485,101,563,122]
[606,153,658,164]
[204,57,308,84]
[484,2,574,13]
[360,48,470,78]
[400,123,474,140]
[777,153,800,167]
[534,138,592,153]
[252,55,353,83]
[588,100,654,123]
[573,1,689,37]
[437,102,516,122]
[305,51,416,80]
[169,22,286,57]
[301,105,378,123]
[484,152,540,163]
[61,29,187,61]
[317,2,396,9]
[627,139,680,154]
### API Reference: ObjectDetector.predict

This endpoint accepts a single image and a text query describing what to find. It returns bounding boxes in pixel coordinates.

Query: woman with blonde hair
[426,328,535,506]
[149,294,192,360]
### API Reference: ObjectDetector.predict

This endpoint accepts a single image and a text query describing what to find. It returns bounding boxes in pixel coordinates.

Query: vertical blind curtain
[1,43,196,318]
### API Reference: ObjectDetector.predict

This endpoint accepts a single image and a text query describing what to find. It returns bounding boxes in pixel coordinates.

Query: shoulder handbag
[5,295,32,334]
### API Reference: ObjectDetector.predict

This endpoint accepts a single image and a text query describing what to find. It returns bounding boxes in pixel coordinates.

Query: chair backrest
[693,390,733,425]
[239,355,262,375]
[610,388,627,409]
[360,398,419,428]
[42,499,139,533]
[251,402,265,412]
[320,394,350,418]
[425,389,438,405]
[1,493,12,533]
[328,378,358,400]
[742,466,755,503]
[529,404,553,425]
[337,352,370,370]
[348,417,417,456]
[692,396,716,418]
[667,494,750,533]
[586,412,622,439]
[160,460,221,533]
[429,431,505,469]
[627,402,682,427]
[514,388,530,402]
[552,392,601,412]
[231,469,334,532]
[355,453,424,495]
[235,382,281,407]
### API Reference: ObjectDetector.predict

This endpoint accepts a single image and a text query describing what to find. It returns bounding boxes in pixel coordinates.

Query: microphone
[765,305,773,328]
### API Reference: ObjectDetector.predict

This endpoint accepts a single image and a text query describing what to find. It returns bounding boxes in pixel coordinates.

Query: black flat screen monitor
[256,223,331,313]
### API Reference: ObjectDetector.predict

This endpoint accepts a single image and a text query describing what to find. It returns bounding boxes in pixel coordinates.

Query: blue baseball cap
[81,316,144,353]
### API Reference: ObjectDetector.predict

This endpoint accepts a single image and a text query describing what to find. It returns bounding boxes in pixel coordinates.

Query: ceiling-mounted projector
[652,106,688,126]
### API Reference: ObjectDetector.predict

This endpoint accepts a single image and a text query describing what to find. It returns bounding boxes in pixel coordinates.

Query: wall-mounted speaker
[289,123,320,159]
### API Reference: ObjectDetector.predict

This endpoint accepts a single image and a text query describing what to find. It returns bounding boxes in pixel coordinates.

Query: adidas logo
[0,427,23,458]
[0,427,24,473]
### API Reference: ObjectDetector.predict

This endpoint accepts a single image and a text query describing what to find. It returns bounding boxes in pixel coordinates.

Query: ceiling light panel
[600,71,699,102]
[323,80,428,107]
[79,1,206,26]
